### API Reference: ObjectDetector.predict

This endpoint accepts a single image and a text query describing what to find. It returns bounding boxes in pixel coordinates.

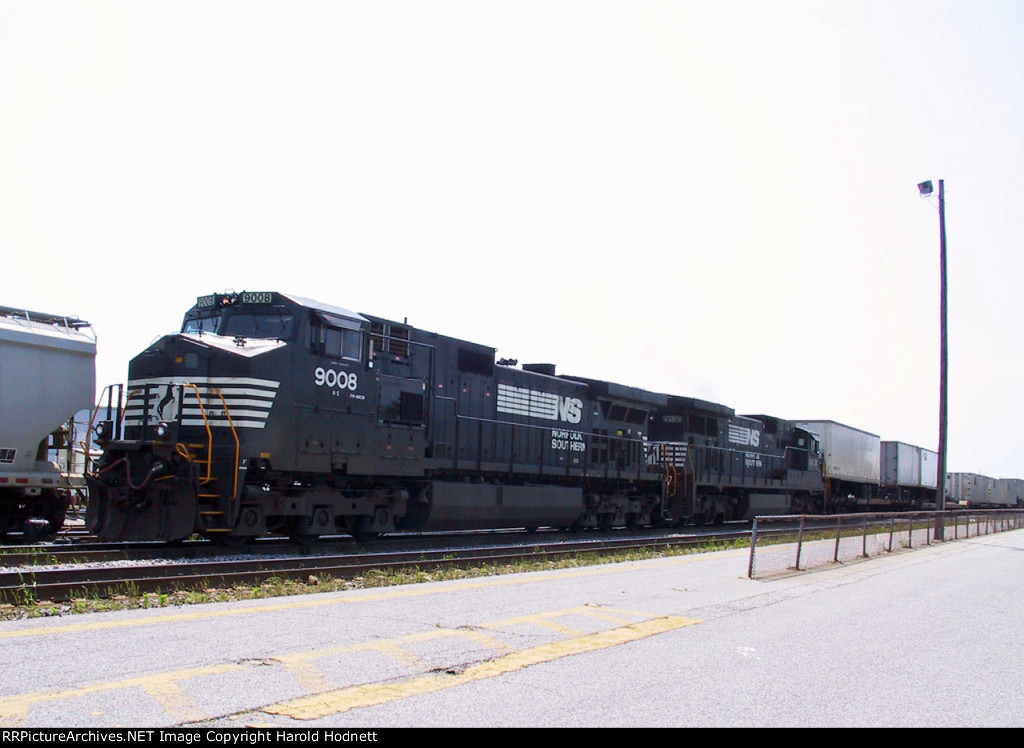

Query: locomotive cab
[88,291,377,542]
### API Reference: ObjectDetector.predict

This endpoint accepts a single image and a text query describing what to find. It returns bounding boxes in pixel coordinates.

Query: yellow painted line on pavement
[0,615,513,725]
[276,626,512,668]
[141,679,205,724]
[0,662,244,724]
[0,549,745,641]
[481,605,649,630]
[277,658,334,695]
[263,614,702,721]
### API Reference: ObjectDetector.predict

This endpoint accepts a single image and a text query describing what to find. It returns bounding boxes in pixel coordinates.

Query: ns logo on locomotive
[82,290,880,544]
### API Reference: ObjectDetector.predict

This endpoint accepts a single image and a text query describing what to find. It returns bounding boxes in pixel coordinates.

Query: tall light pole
[918,179,947,540]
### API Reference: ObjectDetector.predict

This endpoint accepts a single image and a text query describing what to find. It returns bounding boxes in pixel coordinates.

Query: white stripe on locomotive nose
[124,376,280,428]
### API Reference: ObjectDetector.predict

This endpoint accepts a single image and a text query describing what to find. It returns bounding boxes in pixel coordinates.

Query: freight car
[879,441,938,509]
[0,306,96,539]
[945,472,993,506]
[85,291,829,543]
[785,427,946,512]
[794,420,881,511]
[993,478,1024,508]
[945,473,1023,508]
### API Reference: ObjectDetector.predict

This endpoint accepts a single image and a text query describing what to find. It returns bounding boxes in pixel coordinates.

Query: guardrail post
[795,516,805,571]
[833,516,842,563]
[747,517,758,579]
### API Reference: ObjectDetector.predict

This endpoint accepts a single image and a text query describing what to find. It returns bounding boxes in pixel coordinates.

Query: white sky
[2,1,1022,478]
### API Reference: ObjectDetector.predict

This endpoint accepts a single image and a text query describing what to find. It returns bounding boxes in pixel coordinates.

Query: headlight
[156,422,170,438]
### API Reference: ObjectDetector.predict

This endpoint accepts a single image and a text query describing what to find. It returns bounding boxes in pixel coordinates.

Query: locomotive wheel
[286,513,328,545]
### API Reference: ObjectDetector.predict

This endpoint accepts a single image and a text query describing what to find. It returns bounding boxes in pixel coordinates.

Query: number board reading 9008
[196,292,278,308]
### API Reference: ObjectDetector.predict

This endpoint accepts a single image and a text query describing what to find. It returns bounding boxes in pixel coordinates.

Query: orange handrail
[212,387,241,501]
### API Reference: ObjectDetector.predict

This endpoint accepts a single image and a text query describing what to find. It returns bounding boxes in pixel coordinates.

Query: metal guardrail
[748,510,1024,579]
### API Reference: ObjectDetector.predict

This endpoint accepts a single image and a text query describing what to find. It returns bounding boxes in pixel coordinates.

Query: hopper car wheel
[47,507,67,538]
[22,520,53,543]
[353,530,380,543]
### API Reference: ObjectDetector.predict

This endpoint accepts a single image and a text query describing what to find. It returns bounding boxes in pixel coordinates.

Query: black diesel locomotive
[86,291,826,543]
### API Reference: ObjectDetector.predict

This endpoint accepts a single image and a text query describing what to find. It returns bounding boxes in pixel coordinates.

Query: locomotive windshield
[182,309,295,340]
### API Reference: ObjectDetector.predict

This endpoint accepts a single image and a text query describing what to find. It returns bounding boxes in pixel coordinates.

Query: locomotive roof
[278,293,368,323]
[664,394,735,418]
[565,375,669,408]
[793,419,881,438]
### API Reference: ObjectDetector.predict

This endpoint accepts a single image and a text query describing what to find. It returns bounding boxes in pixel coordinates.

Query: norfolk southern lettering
[496,384,583,423]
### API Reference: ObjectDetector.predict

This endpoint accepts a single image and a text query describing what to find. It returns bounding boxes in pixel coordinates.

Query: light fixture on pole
[918,179,947,540]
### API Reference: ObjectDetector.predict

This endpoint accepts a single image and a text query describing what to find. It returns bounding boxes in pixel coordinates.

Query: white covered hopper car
[0,306,96,539]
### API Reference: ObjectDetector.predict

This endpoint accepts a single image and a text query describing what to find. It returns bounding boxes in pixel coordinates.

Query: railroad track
[0,535,358,568]
[1,524,750,568]
[0,530,751,603]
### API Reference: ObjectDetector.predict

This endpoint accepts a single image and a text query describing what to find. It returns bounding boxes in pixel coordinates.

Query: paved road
[2,529,1022,727]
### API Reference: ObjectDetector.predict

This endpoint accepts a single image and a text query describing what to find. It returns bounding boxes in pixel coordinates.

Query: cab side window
[312,313,362,361]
